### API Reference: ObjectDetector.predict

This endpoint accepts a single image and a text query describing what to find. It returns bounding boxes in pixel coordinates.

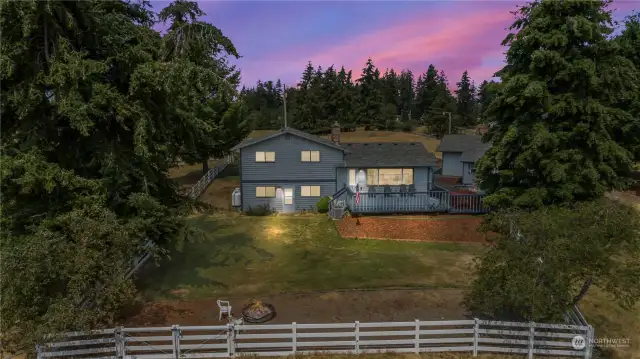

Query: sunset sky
[151,1,639,88]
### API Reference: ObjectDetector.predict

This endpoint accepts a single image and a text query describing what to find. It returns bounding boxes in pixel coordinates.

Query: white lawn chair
[217,299,232,321]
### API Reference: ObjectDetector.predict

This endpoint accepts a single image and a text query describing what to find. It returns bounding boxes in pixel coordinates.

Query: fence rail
[38,319,594,359]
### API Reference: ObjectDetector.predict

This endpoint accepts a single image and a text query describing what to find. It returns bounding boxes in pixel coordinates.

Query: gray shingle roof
[342,142,438,167]
[436,134,491,163]
[231,127,345,152]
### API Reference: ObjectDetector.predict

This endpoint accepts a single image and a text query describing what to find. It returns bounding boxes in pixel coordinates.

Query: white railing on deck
[37,319,594,359]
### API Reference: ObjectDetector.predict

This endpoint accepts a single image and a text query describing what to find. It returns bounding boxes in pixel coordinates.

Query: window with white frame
[348,169,357,186]
[364,168,414,185]
[284,188,293,204]
[255,151,275,162]
[468,164,476,174]
[301,150,320,162]
[256,186,276,197]
[301,186,321,197]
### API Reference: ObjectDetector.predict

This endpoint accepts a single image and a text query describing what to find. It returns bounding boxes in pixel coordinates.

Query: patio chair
[383,185,392,197]
[408,184,416,196]
[217,299,232,321]
[399,185,408,197]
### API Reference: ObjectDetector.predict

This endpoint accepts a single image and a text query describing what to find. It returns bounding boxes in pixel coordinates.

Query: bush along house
[230,123,488,218]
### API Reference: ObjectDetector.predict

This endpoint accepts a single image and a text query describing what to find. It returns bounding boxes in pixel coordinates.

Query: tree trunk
[202,160,209,174]
[572,277,594,306]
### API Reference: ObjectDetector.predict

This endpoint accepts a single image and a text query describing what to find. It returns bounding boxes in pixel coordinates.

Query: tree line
[241,59,502,137]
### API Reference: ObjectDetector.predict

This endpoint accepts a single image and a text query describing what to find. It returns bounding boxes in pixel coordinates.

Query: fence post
[35,344,42,359]
[171,325,181,359]
[528,322,535,359]
[292,322,297,355]
[355,321,360,355]
[584,325,594,359]
[227,323,236,358]
[115,326,125,359]
[414,319,420,353]
[473,318,479,357]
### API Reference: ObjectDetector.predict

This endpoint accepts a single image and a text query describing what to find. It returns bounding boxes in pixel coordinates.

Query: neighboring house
[230,123,439,213]
[436,134,491,186]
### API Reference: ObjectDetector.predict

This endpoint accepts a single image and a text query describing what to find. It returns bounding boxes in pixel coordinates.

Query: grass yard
[581,289,640,359]
[137,214,483,301]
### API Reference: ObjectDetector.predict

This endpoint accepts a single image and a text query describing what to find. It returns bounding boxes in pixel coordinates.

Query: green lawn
[138,214,484,300]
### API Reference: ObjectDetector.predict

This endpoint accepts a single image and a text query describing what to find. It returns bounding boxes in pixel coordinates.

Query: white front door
[283,188,294,213]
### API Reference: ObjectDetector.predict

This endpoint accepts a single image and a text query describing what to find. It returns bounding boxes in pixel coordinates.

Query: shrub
[246,204,273,216]
[316,196,330,213]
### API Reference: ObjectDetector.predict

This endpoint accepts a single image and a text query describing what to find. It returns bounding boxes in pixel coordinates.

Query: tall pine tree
[455,70,477,127]
[475,0,639,209]
[355,58,384,130]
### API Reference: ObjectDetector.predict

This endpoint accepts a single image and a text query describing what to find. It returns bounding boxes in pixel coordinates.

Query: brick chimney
[330,121,341,145]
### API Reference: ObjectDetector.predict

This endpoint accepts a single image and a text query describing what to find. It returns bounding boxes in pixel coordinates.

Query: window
[364,168,414,185]
[366,169,379,185]
[348,169,357,186]
[301,150,320,162]
[468,164,475,175]
[256,186,276,198]
[284,188,293,204]
[301,186,321,197]
[255,151,275,162]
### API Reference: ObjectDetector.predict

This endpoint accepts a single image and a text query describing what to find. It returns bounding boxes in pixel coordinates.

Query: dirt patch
[336,215,489,243]
[198,166,240,210]
[123,289,467,327]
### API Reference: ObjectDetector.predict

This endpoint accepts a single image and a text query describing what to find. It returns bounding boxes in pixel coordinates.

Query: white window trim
[284,188,293,204]
[301,150,320,162]
[256,186,276,198]
[256,151,275,162]
[301,185,321,197]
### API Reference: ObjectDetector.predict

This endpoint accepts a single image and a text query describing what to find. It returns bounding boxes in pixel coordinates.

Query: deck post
[115,326,125,358]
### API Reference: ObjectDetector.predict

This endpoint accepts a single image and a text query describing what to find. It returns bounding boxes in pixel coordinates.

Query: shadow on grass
[134,214,273,301]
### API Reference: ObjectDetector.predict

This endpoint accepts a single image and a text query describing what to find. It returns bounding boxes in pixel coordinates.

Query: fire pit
[242,300,277,323]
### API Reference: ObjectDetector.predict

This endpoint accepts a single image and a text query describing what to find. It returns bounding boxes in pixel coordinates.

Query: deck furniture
[217,299,232,321]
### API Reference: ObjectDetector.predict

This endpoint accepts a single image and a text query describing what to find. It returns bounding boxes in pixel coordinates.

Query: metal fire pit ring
[242,302,277,324]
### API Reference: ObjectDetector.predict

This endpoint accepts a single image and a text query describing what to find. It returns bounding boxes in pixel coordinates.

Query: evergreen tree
[398,70,416,122]
[414,64,440,122]
[292,62,316,131]
[159,0,246,173]
[477,80,502,123]
[455,70,478,127]
[475,0,639,209]
[355,58,384,130]
[336,66,357,131]
[613,12,640,161]
[1,0,236,351]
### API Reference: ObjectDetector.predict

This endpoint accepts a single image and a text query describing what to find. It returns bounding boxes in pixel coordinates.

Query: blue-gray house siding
[462,162,475,185]
[239,133,344,212]
[441,152,463,177]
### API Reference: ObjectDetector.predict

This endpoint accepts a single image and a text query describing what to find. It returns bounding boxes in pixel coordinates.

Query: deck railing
[339,189,488,215]
[37,319,594,359]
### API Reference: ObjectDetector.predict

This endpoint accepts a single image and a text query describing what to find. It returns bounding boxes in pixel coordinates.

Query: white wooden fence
[37,319,594,359]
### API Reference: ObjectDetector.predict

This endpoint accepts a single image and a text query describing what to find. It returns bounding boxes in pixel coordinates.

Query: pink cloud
[242,2,515,86]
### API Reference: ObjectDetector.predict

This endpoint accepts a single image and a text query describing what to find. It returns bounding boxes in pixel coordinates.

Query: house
[230,123,488,215]
[230,122,443,213]
[436,134,491,186]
